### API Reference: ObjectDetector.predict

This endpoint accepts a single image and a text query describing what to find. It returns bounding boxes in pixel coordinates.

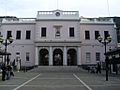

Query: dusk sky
[0,0,119,18]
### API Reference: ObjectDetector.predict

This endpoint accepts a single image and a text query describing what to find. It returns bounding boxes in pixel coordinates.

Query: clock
[55,12,60,16]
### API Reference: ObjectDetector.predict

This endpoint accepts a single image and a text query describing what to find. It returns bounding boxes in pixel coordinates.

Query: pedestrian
[96,62,101,74]
[10,66,14,77]
[6,65,12,80]
[1,63,6,81]
[90,67,96,73]
[12,59,15,70]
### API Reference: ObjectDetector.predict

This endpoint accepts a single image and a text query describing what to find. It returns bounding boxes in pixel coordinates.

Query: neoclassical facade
[0,10,117,67]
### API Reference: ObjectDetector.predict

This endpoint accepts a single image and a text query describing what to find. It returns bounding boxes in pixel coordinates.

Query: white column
[35,47,39,66]
[77,47,81,65]
[63,46,67,66]
[49,46,53,65]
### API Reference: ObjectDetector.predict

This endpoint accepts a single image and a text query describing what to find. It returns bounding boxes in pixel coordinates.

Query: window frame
[16,30,21,40]
[86,52,91,63]
[26,52,30,61]
[104,31,109,39]
[96,52,100,61]
[95,31,99,40]
[69,27,75,37]
[7,31,12,39]
[41,27,46,37]
[26,30,31,40]
[85,31,90,40]
[55,26,61,37]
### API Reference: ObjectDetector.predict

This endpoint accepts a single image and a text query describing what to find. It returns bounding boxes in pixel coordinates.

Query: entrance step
[30,66,82,73]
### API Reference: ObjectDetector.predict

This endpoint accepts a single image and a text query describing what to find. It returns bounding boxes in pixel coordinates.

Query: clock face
[55,12,60,16]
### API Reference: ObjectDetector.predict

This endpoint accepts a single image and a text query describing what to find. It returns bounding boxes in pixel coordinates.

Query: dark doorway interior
[67,49,77,66]
[39,49,49,66]
[53,49,63,66]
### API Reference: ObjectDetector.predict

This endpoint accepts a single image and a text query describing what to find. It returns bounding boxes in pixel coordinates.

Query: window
[16,52,20,55]
[41,27,46,37]
[16,31,21,39]
[26,30,31,39]
[104,31,109,39]
[86,52,91,63]
[26,52,30,61]
[85,31,90,40]
[96,52,100,61]
[55,26,60,37]
[16,52,20,60]
[7,31,12,39]
[69,27,74,37]
[95,31,99,39]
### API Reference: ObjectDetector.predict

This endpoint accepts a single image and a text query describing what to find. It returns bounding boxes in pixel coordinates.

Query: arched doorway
[39,49,49,66]
[53,49,63,66]
[67,49,77,66]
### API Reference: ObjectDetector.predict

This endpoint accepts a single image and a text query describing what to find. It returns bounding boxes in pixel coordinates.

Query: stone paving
[0,66,120,90]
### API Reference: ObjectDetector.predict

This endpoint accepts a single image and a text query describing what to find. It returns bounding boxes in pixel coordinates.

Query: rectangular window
[16,52,20,60]
[55,27,60,37]
[26,52,30,61]
[69,27,74,37]
[85,31,90,40]
[104,31,109,39]
[7,31,12,39]
[86,52,91,63]
[96,52,100,61]
[16,52,20,55]
[95,31,99,39]
[26,30,31,39]
[16,31,21,39]
[41,27,46,37]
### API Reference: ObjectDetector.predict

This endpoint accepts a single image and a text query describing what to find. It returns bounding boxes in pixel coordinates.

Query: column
[63,46,67,66]
[77,47,81,65]
[35,47,39,66]
[49,46,53,65]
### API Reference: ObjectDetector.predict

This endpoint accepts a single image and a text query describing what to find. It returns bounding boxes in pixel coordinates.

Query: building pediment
[36,10,79,20]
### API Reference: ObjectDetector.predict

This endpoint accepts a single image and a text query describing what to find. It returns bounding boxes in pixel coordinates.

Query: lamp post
[97,34,112,81]
[0,35,13,65]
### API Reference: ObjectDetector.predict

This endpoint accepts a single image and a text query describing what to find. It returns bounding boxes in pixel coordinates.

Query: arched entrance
[67,49,77,66]
[53,49,63,66]
[39,49,49,66]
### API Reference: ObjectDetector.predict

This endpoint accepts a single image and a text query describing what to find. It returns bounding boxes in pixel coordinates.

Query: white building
[0,10,117,67]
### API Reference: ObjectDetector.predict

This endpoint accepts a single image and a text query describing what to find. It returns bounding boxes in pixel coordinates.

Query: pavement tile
[0,67,120,90]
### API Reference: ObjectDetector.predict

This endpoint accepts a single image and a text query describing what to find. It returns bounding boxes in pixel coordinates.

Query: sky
[0,0,120,18]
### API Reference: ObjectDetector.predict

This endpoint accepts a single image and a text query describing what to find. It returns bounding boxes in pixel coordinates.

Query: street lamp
[97,34,112,81]
[0,35,13,65]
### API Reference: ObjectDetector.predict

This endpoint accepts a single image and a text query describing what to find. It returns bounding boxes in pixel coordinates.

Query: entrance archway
[67,49,77,66]
[39,49,49,66]
[53,49,63,66]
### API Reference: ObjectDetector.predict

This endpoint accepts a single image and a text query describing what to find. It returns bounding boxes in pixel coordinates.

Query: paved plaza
[0,66,120,90]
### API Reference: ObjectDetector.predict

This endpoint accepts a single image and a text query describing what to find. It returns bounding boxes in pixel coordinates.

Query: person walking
[1,63,6,81]
[6,65,12,80]
[10,65,14,77]
[96,62,101,74]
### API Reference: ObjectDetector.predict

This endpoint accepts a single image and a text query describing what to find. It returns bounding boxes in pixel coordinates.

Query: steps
[30,66,82,73]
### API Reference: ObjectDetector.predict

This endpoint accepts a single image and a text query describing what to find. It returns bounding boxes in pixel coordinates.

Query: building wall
[35,20,80,42]
[0,10,118,67]
[0,23,35,66]
[80,23,117,65]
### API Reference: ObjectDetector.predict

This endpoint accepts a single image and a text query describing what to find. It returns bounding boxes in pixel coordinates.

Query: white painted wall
[0,23,35,66]
[35,20,80,42]
[0,10,118,67]
[80,23,117,65]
